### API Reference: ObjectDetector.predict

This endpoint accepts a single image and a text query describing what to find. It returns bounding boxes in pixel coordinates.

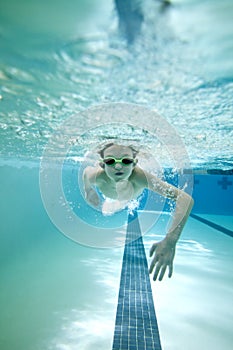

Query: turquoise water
[146,213,233,350]
[0,0,233,349]
[0,0,232,169]
[1,165,232,349]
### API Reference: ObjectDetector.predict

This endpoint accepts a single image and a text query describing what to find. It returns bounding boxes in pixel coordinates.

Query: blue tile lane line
[112,211,162,350]
[190,213,233,238]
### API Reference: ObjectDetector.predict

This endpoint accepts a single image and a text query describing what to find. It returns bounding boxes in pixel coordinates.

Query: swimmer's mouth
[115,172,124,176]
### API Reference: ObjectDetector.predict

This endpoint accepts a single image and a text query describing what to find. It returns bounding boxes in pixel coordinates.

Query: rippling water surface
[0,0,232,169]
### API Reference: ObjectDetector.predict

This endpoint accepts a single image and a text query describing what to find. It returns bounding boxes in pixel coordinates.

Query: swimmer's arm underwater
[142,171,194,281]
[83,166,100,208]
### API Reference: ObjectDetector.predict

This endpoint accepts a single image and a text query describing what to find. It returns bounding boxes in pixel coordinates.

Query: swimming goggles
[102,157,135,166]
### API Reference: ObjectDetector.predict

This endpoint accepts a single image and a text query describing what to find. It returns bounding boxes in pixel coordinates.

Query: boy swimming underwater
[83,143,194,281]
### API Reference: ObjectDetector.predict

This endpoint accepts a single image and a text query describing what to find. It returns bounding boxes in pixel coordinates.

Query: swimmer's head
[98,143,138,159]
[98,143,138,181]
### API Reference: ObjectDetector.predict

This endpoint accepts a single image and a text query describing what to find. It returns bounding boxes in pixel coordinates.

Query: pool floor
[1,211,232,350]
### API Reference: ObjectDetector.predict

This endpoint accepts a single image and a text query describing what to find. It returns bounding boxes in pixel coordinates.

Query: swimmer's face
[102,145,136,182]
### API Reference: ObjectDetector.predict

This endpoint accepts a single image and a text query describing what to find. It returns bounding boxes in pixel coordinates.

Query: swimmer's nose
[114,163,123,170]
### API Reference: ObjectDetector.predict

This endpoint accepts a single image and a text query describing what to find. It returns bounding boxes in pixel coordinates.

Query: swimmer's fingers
[149,242,159,275]
[158,265,167,281]
[151,261,172,281]
[149,242,158,257]
[168,262,173,278]
[149,239,175,281]
[151,262,163,281]
[150,256,167,281]
[149,252,159,275]
[157,261,173,281]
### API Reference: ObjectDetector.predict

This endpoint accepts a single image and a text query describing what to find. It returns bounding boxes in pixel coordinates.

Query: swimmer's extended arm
[83,167,100,208]
[143,171,194,281]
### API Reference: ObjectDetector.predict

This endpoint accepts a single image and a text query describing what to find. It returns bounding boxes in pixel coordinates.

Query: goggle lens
[103,158,134,166]
[104,158,115,166]
[122,158,134,165]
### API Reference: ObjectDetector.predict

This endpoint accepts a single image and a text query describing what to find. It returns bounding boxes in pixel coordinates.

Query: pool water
[0,0,232,169]
[0,164,124,350]
[145,213,233,350]
[0,0,233,349]
[0,164,232,350]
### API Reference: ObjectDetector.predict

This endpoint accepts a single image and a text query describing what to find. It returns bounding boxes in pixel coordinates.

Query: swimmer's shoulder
[131,166,161,189]
[130,166,147,186]
[83,165,104,184]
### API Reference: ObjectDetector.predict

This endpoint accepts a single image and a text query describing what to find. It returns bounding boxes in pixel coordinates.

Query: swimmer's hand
[149,238,176,281]
[85,188,100,208]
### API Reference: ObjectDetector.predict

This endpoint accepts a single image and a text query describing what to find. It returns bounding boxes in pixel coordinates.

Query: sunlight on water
[0,0,232,169]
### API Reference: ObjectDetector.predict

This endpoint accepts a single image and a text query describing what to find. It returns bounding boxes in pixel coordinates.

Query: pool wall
[146,173,233,215]
[191,173,233,215]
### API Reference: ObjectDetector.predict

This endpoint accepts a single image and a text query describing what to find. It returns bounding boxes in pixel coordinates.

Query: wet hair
[98,143,139,159]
